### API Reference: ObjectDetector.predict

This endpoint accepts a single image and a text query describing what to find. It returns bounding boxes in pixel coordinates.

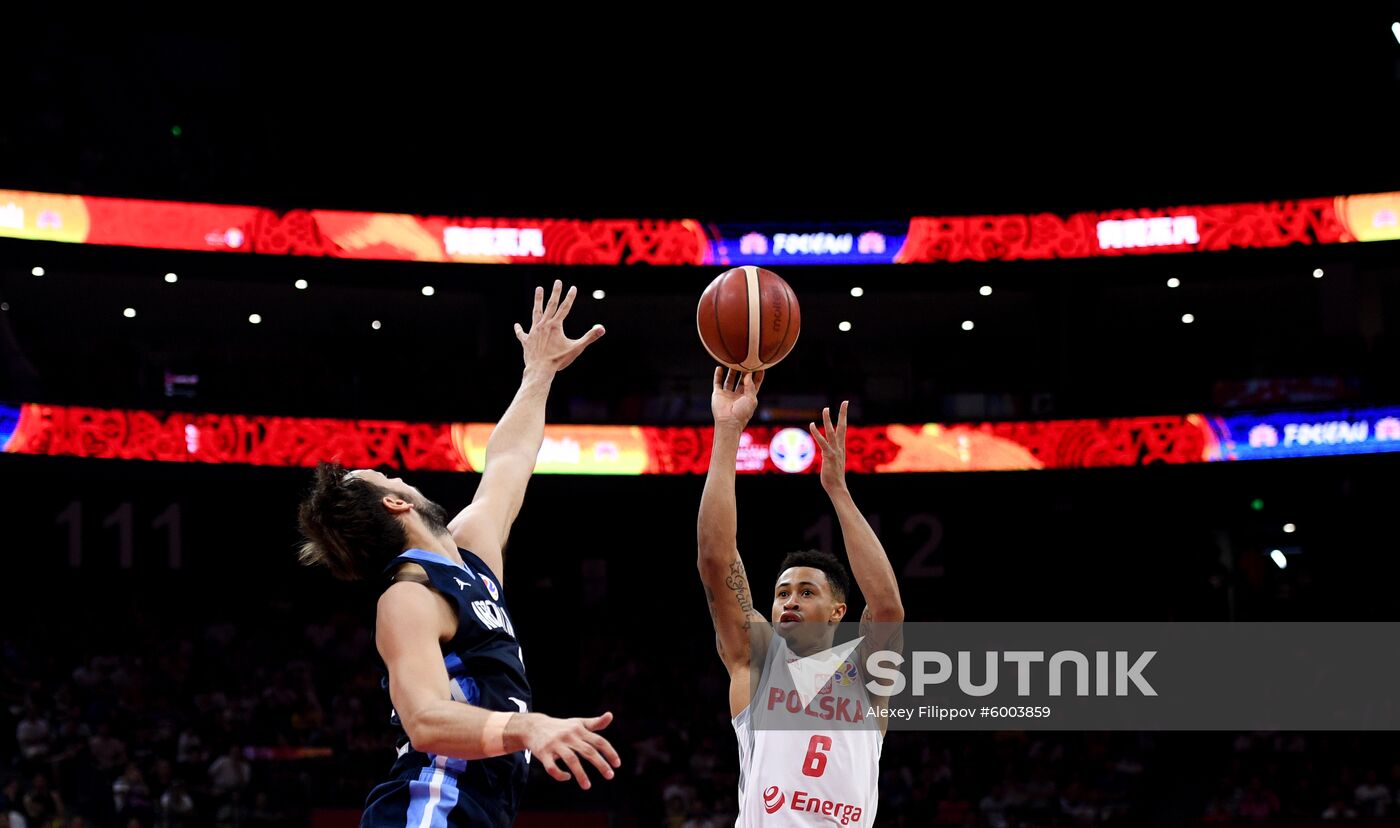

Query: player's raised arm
[699,370,772,708]
[448,280,604,582]
[809,401,905,629]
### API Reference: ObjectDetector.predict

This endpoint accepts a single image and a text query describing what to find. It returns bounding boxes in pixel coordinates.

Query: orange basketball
[697,266,801,372]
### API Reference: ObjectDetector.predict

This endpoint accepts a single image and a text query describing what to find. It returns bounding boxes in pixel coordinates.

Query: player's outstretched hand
[809,400,849,491]
[520,711,621,790]
[711,368,765,432]
[514,280,605,373]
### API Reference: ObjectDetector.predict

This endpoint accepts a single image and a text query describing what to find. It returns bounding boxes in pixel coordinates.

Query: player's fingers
[514,323,527,344]
[838,400,849,434]
[570,324,605,350]
[532,286,544,325]
[753,370,766,392]
[809,422,827,451]
[573,739,614,780]
[544,280,563,318]
[823,406,834,438]
[584,731,622,768]
[713,366,723,391]
[582,711,614,732]
[557,285,578,319]
[539,751,570,782]
[723,369,735,392]
[559,747,590,789]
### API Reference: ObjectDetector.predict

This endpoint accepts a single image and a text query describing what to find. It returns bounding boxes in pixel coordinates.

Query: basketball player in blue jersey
[298,281,620,827]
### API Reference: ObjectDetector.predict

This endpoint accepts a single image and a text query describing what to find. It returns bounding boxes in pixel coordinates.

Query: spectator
[0,777,23,828]
[87,723,126,775]
[1236,776,1280,821]
[14,707,49,764]
[21,774,62,826]
[1202,795,1233,823]
[1353,769,1390,817]
[173,728,204,770]
[978,782,1010,828]
[248,790,286,826]
[663,795,686,828]
[208,745,251,798]
[157,779,195,828]
[679,797,717,828]
[934,786,972,825]
[111,763,152,823]
[1321,794,1357,820]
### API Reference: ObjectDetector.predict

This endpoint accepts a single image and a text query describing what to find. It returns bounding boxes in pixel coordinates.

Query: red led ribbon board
[896,198,1354,263]
[0,190,707,265]
[1,403,1215,474]
[2,189,1395,266]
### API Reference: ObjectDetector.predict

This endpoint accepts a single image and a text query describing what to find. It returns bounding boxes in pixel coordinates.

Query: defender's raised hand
[514,281,605,373]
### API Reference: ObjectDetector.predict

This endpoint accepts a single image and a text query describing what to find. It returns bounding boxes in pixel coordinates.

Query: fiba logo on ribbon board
[770,428,817,473]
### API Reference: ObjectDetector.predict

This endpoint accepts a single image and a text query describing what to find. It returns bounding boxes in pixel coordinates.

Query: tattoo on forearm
[726,559,755,632]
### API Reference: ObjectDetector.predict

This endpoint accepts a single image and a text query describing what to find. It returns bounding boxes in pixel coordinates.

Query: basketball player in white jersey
[698,369,905,826]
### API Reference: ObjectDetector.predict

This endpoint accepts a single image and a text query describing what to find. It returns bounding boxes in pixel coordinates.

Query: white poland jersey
[732,635,882,826]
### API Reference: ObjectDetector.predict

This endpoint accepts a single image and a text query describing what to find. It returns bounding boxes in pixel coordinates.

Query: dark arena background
[3,12,1400,827]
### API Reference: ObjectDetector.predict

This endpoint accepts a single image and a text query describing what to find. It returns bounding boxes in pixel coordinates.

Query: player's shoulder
[387,561,430,585]
[376,570,458,643]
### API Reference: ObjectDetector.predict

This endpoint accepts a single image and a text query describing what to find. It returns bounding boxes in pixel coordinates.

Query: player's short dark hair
[777,549,851,602]
[297,461,406,581]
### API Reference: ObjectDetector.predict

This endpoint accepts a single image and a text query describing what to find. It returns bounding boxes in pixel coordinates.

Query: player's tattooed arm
[699,368,771,675]
[704,585,725,660]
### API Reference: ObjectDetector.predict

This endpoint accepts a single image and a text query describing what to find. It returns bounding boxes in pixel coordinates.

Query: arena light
[421,285,435,296]
[164,272,178,283]
[0,303,8,311]
[1313,268,1324,278]
[371,320,382,330]
[123,307,136,318]
[1283,523,1296,533]
[31,266,44,277]
[1181,313,1195,324]
[294,279,308,290]
[961,320,975,331]
[1167,277,1180,288]
[850,287,864,297]
[248,313,262,325]
[979,285,992,296]
[592,289,605,300]
[1392,21,1399,44]
[838,321,852,332]
[1270,549,1288,569]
